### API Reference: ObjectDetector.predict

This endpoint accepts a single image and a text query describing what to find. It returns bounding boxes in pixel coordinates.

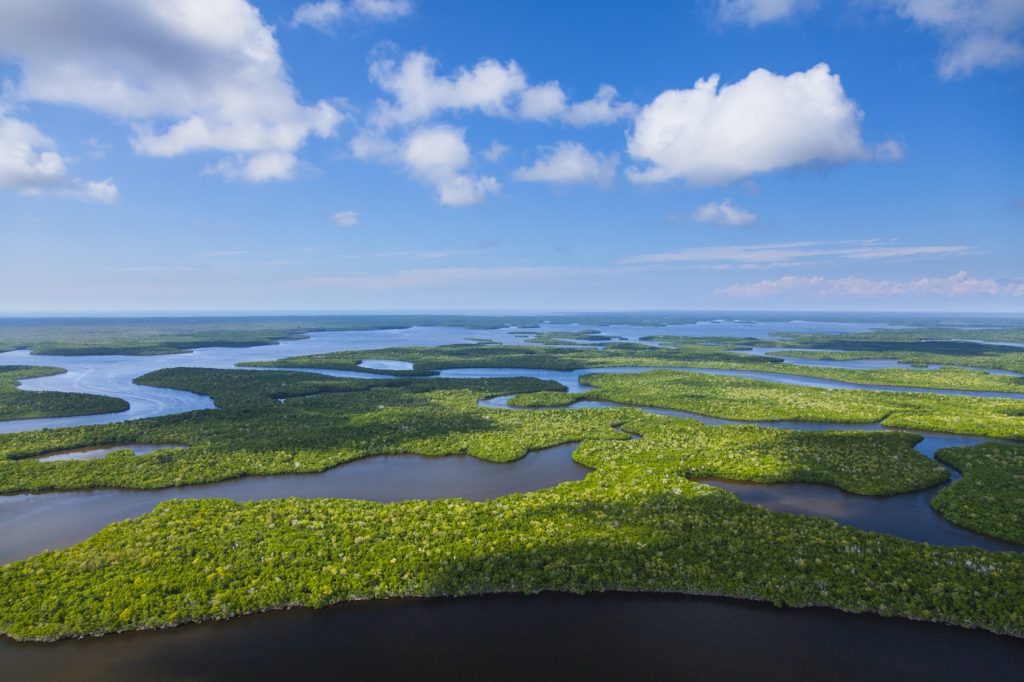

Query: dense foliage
[522,329,625,345]
[0,366,129,421]
[506,391,583,407]
[245,341,783,374]
[582,371,1024,439]
[0,370,607,493]
[932,443,1024,545]
[0,313,814,356]
[255,339,1024,394]
[762,329,1024,373]
[2,329,1024,642]
[0,411,1017,642]
[648,335,1024,392]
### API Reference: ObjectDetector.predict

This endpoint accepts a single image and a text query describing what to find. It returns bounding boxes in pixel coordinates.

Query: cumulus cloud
[513,142,617,185]
[624,239,972,267]
[369,52,528,127]
[715,0,819,26]
[0,0,343,182]
[873,139,906,161]
[483,141,510,162]
[886,0,1024,78]
[400,125,499,206]
[519,83,636,125]
[690,199,756,226]
[718,271,1023,298]
[292,0,412,31]
[332,210,360,226]
[368,51,635,128]
[0,114,117,203]
[715,1,1024,79]
[627,64,869,185]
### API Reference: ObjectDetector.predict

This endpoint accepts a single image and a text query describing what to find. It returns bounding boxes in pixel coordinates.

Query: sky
[0,0,1021,314]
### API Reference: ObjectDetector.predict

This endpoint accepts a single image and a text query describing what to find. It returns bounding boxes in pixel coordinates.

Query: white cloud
[627,64,869,185]
[690,199,756,226]
[292,0,345,29]
[401,125,499,206]
[369,52,528,127]
[718,271,1022,298]
[351,0,414,20]
[715,1,1024,79]
[519,83,636,125]
[368,50,635,128]
[513,142,617,185]
[483,140,510,162]
[624,239,972,267]
[332,210,360,226]
[292,0,413,32]
[873,139,906,161]
[886,0,1024,78]
[716,0,819,26]
[0,0,343,182]
[0,114,117,203]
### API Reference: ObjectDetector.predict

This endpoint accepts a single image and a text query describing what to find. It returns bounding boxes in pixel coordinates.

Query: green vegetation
[648,334,1024,392]
[763,329,1024,373]
[254,338,1024,395]
[245,341,784,374]
[0,370,618,493]
[0,313,767,356]
[0,366,129,421]
[582,370,1024,439]
[1,411,1018,642]
[506,391,584,407]
[523,329,625,345]
[745,365,1024,393]
[3,328,1024,642]
[932,443,1024,545]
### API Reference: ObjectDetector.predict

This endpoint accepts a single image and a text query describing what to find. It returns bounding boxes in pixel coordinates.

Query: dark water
[2,592,1022,682]
[483,396,1022,552]
[0,443,586,564]
[706,479,1018,552]
[2,322,1023,675]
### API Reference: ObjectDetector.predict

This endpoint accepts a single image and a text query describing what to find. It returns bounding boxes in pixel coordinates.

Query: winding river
[1,322,1023,676]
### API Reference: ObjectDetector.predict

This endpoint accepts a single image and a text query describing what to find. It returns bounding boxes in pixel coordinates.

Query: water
[482,396,1020,552]
[1,593,1021,681]
[3,325,1022,558]
[358,359,415,371]
[3,325,1022,434]
[741,346,1024,376]
[2,320,1023,674]
[0,443,585,565]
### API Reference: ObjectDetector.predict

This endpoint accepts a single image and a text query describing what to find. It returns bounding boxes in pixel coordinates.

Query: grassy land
[1,409,1019,642]
[932,443,1024,545]
[2,340,1023,641]
[581,370,1024,439]
[760,329,1024,373]
[523,329,625,345]
[506,391,583,407]
[0,314,767,356]
[0,368,944,496]
[244,341,783,373]
[771,348,1024,374]
[253,339,1024,394]
[0,366,129,421]
[0,370,607,493]
[744,365,1024,393]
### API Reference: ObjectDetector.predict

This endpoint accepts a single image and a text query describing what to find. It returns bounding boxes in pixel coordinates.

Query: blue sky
[0,0,1021,313]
